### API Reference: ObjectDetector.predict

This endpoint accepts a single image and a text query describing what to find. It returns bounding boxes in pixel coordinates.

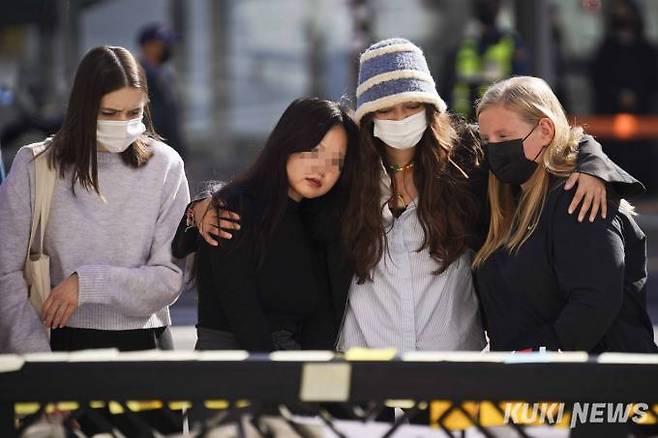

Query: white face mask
[96,118,146,153]
[373,110,428,149]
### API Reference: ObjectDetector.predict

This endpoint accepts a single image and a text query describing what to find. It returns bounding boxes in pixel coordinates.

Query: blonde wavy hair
[473,76,584,268]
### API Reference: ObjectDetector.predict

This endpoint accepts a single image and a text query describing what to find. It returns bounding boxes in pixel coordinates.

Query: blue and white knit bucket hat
[354,38,447,123]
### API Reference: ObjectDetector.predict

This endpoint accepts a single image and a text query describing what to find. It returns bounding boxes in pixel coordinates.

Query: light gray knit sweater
[0,140,190,353]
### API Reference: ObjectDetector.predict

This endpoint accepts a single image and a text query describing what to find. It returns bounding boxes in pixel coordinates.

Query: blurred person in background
[591,0,658,193]
[138,23,186,159]
[0,46,189,354]
[591,0,658,115]
[0,73,65,162]
[442,0,529,120]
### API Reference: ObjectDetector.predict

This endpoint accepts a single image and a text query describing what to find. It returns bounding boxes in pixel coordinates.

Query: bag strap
[26,144,57,261]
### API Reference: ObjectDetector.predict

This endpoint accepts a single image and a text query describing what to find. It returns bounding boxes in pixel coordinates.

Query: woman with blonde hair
[474,76,656,353]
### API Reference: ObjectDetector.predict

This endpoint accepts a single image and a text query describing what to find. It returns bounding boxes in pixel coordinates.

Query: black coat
[173,193,349,350]
[475,178,657,353]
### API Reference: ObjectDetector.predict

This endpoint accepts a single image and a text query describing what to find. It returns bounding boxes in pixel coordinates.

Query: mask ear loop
[522,122,539,142]
[531,144,548,162]
[524,121,547,162]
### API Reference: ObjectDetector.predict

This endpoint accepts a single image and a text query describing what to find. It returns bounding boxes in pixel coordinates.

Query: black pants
[50,326,173,352]
[48,326,180,436]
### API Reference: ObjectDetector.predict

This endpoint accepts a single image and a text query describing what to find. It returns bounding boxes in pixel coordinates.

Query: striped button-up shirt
[337,168,486,353]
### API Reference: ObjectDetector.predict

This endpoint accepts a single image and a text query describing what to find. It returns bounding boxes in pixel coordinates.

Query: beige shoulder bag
[24,143,57,317]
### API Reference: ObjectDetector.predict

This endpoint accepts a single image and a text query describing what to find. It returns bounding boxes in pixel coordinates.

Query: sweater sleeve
[0,147,51,353]
[549,190,626,351]
[204,221,274,352]
[76,157,191,317]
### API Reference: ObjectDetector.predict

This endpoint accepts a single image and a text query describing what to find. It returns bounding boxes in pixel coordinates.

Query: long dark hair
[211,97,359,263]
[342,105,479,283]
[45,46,158,194]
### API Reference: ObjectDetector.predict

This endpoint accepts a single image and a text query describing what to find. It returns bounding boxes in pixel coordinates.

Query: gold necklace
[388,160,414,173]
[388,160,413,217]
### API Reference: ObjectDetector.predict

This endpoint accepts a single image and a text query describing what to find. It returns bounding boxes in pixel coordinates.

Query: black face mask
[485,124,544,186]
